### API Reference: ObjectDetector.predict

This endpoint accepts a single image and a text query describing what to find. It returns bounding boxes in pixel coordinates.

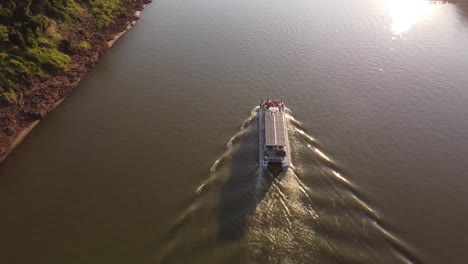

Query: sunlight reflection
[313,147,332,162]
[386,0,440,35]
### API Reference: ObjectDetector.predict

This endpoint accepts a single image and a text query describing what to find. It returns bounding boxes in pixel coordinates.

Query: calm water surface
[1,0,468,263]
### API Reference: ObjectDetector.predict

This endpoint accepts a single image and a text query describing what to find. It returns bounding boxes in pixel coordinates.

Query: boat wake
[148,106,417,264]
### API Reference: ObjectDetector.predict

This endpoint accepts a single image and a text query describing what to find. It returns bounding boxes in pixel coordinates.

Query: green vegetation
[89,0,125,28]
[0,0,135,103]
[27,47,71,71]
[76,40,91,50]
[0,90,17,104]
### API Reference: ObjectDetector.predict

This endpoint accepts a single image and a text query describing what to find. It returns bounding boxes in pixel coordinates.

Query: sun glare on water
[386,0,439,35]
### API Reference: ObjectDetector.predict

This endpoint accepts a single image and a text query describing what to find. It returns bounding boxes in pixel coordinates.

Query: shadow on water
[217,112,277,241]
[267,163,284,178]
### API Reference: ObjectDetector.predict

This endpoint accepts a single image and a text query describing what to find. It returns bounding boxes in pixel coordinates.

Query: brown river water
[1,0,468,263]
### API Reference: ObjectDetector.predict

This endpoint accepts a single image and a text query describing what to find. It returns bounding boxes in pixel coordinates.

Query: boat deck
[259,106,290,169]
[264,110,286,146]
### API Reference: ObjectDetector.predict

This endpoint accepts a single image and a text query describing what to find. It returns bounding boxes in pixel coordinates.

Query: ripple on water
[149,106,417,264]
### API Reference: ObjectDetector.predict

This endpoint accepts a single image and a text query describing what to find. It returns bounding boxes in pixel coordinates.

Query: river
[1,0,468,263]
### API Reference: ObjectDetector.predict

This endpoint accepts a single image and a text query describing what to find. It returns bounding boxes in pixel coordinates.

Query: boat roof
[264,109,286,146]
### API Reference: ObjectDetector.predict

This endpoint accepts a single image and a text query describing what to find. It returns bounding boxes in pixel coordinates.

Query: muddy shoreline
[0,0,152,164]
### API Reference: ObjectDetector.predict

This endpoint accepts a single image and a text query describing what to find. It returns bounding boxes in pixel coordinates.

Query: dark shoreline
[0,0,152,164]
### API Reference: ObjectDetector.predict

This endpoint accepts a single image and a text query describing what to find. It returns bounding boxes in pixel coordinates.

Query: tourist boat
[259,99,291,170]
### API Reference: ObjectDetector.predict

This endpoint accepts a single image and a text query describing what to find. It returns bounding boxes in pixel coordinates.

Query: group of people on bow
[261,99,284,111]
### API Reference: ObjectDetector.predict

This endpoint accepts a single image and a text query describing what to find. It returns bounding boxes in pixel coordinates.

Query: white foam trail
[286,115,302,127]
[296,128,316,142]
[275,188,292,217]
[372,221,416,264]
[331,170,352,186]
[240,107,259,129]
[178,202,200,223]
[278,198,293,230]
[252,105,260,113]
[297,184,310,199]
[313,147,332,162]
[284,107,294,115]
[227,125,250,147]
[288,168,310,193]
[197,105,260,195]
[350,193,381,220]
[196,147,234,195]
[195,183,205,195]
[254,105,413,263]
[226,136,236,148]
[210,158,222,172]
[376,221,396,241]
[288,169,320,220]
[373,220,410,253]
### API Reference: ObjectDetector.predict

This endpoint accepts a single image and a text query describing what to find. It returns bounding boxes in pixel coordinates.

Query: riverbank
[0,0,151,164]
